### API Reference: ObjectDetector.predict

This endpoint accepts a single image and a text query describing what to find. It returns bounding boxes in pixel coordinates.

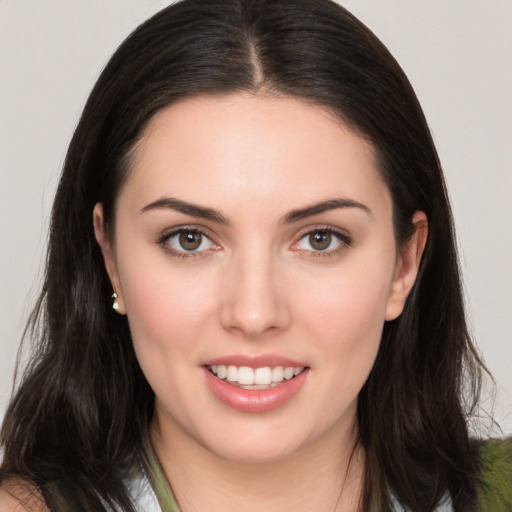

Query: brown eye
[308,231,332,251]
[162,228,216,255]
[294,228,351,255]
[179,231,203,251]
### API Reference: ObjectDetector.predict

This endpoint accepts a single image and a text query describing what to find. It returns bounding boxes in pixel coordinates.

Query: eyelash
[157,227,217,260]
[293,226,352,257]
[157,226,352,260]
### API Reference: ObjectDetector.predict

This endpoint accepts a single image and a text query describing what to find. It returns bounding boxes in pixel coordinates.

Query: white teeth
[255,367,272,385]
[238,383,277,390]
[238,366,254,385]
[226,365,238,382]
[216,365,227,379]
[210,364,304,387]
[284,367,295,380]
[271,366,284,382]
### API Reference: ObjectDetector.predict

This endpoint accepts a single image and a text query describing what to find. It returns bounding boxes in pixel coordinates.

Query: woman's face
[95,94,424,463]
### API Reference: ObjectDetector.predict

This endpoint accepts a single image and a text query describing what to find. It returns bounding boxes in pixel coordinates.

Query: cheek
[307,284,385,381]
[302,263,394,340]
[296,251,396,389]
[303,279,388,410]
[117,255,221,416]
[116,249,218,361]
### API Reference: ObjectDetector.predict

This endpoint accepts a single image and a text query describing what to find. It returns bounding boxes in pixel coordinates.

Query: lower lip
[203,367,309,413]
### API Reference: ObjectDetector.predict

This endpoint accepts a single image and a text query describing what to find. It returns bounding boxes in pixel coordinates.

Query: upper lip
[203,354,308,368]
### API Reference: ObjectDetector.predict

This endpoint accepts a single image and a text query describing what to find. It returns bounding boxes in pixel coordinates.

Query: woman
[0,0,510,510]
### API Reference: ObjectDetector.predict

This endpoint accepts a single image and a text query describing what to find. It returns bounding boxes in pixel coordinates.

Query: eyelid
[290,225,352,254]
[156,224,351,259]
[157,225,220,258]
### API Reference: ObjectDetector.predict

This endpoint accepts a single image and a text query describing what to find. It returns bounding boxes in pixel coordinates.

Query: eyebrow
[140,196,370,225]
[280,198,371,224]
[140,197,229,224]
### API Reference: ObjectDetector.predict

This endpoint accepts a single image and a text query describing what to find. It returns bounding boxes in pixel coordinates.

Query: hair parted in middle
[1,1,485,510]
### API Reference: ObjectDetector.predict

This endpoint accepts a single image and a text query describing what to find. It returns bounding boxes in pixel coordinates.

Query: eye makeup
[157,226,219,260]
[156,223,352,262]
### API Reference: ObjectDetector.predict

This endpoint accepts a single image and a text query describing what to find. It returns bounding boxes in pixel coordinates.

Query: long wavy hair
[1,0,487,510]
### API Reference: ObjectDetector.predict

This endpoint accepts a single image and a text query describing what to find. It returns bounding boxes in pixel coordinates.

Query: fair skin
[94,94,427,512]
[0,93,426,511]
[0,481,48,512]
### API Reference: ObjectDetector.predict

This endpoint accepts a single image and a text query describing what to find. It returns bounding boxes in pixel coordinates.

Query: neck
[150,414,364,512]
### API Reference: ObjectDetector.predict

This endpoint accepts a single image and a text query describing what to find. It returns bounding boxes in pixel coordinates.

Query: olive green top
[477,437,512,511]
[142,438,512,512]
[141,446,181,512]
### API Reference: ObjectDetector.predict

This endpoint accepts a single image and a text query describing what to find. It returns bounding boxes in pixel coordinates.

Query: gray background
[1,0,511,434]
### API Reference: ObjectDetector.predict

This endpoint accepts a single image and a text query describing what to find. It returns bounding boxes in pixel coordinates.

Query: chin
[213,441,299,465]
[196,421,314,465]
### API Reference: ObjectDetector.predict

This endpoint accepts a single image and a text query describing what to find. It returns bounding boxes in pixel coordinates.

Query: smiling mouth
[207,365,306,390]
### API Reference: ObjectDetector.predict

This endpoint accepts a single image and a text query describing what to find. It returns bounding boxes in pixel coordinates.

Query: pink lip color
[203,366,309,413]
[204,354,307,368]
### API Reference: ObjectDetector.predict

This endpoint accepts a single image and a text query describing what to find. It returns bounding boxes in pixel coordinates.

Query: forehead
[120,93,389,216]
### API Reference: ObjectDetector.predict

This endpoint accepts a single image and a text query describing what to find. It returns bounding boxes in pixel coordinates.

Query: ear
[93,203,126,315]
[385,211,428,321]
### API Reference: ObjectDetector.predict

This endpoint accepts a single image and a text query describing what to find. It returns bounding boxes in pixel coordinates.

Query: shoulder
[0,480,49,512]
[475,437,512,511]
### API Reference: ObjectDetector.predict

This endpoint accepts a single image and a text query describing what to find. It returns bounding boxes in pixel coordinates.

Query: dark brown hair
[1,0,486,510]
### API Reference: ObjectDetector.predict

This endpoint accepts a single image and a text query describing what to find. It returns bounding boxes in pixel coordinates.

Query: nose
[219,249,291,338]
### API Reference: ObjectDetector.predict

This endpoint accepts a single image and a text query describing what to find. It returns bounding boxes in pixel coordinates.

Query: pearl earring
[111,292,120,311]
